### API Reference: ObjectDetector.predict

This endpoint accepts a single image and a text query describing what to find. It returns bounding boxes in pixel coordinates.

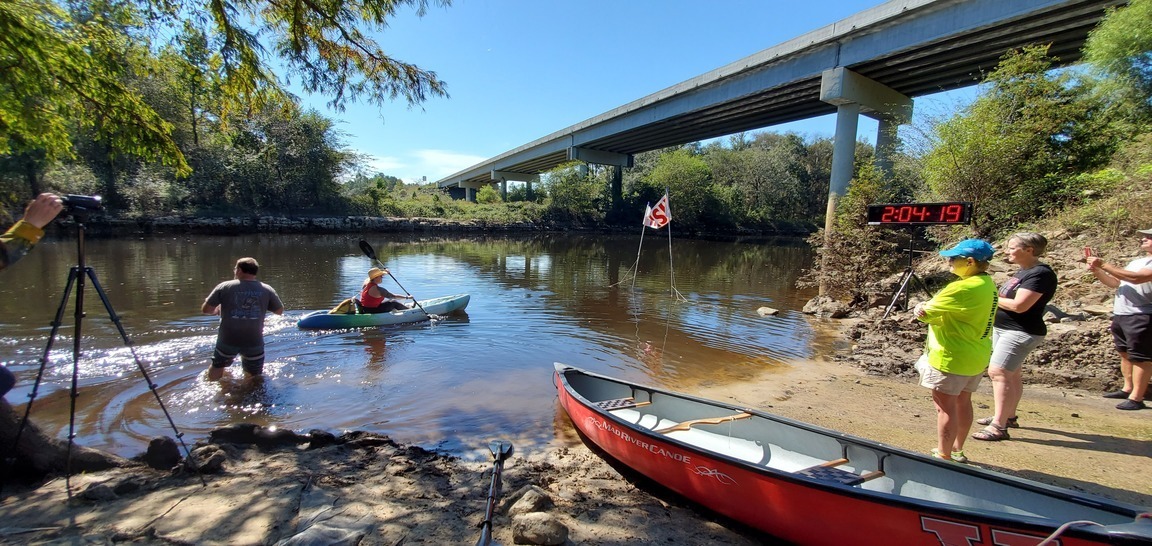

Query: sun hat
[939,239,995,261]
[367,267,386,280]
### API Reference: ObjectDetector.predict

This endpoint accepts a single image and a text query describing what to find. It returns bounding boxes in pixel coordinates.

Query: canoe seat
[596,398,650,411]
[796,458,885,486]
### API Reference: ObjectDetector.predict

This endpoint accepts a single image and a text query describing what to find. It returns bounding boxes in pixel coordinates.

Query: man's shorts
[211,341,266,376]
[915,355,982,396]
[1111,314,1152,362]
[990,328,1046,372]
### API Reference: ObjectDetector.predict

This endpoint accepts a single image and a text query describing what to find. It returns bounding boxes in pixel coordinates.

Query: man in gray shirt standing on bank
[202,257,284,381]
[1087,230,1152,410]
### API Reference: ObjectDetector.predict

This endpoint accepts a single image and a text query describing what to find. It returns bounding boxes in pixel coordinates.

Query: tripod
[5,213,201,493]
[881,229,933,321]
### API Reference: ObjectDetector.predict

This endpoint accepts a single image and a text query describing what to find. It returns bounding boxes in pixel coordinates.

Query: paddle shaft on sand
[357,240,430,317]
[476,440,514,546]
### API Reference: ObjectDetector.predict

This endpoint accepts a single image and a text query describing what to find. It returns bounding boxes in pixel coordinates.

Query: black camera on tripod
[61,194,104,213]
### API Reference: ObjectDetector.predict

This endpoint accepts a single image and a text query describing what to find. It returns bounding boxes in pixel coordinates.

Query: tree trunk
[0,400,127,483]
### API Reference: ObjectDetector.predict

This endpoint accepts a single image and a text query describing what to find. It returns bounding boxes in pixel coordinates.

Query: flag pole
[663,189,686,302]
[630,207,648,292]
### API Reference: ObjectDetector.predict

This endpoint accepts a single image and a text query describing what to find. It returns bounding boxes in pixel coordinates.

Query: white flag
[643,192,671,229]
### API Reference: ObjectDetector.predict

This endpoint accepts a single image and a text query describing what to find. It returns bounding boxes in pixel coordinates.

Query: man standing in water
[202,257,284,380]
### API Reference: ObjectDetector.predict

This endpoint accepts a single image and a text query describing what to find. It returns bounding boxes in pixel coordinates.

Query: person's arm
[998,287,1044,313]
[1,194,64,272]
[1087,256,1152,286]
[203,286,221,315]
[268,287,285,315]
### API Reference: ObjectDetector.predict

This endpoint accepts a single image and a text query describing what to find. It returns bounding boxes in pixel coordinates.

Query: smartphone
[1084,247,1094,258]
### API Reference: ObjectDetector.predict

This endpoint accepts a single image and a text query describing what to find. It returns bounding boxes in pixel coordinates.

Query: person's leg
[209,342,236,381]
[1119,352,1135,393]
[953,390,974,453]
[931,390,959,457]
[1001,367,1024,424]
[239,345,266,378]
[987,365,1011,427]
[1129,360,1150,401]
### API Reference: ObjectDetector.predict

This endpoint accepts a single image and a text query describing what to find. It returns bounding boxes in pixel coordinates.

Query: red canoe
[554,364,1152,546]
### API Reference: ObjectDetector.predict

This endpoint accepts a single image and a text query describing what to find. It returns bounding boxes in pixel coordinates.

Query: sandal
[971,424,1010,441]
[930,448,970,463]
[975,416,1018,428]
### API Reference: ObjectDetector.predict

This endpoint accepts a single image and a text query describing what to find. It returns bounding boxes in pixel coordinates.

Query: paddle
[358,239,430,317]
[476,439,514,546]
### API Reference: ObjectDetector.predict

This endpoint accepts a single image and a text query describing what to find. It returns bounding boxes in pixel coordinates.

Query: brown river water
[0,232,828,460]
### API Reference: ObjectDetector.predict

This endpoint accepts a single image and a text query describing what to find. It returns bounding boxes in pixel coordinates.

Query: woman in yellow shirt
[913,239,998,463]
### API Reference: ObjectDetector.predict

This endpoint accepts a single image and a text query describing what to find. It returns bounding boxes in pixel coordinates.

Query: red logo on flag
[643,193,671,229]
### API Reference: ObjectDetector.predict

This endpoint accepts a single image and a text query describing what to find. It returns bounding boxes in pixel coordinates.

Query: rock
[307,429,339,449]
[512,512,568,545]
[802,296,850,318]
[80,482,117,501]
[143,436,181,470]
[188,445,227,474]
[507,485,554,514]
[209,423,311,448]
[113,476,146,495]
[1080,305,1112,316]
[757,306,779,316]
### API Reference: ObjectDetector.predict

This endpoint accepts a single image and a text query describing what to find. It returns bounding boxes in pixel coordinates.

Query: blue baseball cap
[939,239,994,261]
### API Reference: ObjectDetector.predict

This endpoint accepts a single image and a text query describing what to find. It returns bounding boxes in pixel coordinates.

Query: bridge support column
[501,179,508,201]
[875,116,899,179]
[820,67,913,295]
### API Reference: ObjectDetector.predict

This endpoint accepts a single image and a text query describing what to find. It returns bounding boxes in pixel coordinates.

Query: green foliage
[0,0,188,176]
[476,184,502,204]
[1083,0,1152,120]
[1,0,451,197]
[545,162,606,222]
[921,46,1121,237]
[641,148,712,228]
[1042,132,1152,242]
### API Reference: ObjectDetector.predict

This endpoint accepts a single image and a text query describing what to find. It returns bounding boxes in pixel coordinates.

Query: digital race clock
[866,202,972,225]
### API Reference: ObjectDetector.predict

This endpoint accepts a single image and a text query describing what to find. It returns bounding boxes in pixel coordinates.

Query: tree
[920,46,1118,236]
[0,0,451,194]
[0,0,187,180]
[1083,0,1152,116]
[643,148,712,229]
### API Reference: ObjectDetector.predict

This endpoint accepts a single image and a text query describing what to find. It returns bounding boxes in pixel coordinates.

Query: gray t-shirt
[205,279,284,347]
[1113,256,1152,316]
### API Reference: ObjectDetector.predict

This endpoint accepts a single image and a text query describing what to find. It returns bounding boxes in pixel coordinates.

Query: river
[0,232,828,460]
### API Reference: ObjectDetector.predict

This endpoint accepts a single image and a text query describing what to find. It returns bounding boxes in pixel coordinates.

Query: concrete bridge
[435,0,1124,217]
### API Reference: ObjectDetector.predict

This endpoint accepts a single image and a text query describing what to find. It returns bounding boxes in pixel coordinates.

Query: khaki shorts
[915,355,983,396]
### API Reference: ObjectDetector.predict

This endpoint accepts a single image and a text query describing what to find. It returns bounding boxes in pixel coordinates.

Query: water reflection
[0,233,820,459]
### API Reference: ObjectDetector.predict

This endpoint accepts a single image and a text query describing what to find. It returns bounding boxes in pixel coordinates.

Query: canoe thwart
[654,412,752,434]
[596,398,651,411]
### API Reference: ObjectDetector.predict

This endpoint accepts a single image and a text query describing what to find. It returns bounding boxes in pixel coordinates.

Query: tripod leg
[83,268,205,485]
[882,269,915,321]
[2,267,80,495]
[909,272,933,300]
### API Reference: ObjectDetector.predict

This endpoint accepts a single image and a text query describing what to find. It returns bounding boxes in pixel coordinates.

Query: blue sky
[294,1,972,183]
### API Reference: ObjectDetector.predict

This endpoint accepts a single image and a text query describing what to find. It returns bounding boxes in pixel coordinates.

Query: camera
[61,194,104,213]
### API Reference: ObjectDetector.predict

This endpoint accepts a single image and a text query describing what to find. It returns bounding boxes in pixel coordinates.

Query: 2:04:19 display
[866,202,972,225]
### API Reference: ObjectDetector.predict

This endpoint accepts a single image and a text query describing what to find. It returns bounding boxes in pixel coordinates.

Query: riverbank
[43,213,814,238]
[0,355,1147,546]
